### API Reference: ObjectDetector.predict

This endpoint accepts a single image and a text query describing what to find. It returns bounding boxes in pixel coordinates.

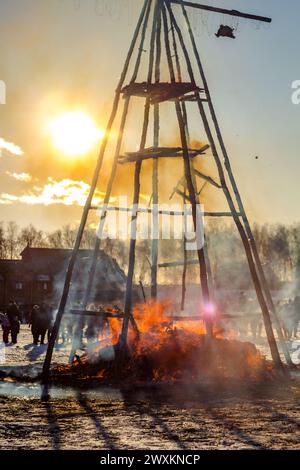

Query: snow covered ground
[0,325,71,371]
[1,325,299,371]
[0,375,299,450]
[0,326,299,450]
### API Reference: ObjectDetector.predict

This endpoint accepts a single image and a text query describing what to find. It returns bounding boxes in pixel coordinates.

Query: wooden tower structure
[43,0,292,381]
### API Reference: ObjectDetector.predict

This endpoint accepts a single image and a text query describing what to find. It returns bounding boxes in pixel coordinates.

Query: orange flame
[63,300,272,383]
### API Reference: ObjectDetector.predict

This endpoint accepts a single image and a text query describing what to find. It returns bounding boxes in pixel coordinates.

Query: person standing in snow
[0,312,11,344]
[30,304,45,345]
[6,300,21,344]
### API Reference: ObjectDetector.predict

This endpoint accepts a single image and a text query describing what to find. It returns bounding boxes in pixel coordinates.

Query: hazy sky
[0,0,299,231]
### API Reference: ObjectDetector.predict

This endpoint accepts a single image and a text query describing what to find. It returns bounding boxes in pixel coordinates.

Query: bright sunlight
[49,111,104,157]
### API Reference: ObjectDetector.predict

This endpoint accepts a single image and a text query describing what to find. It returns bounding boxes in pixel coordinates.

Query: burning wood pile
[54,301,274,384]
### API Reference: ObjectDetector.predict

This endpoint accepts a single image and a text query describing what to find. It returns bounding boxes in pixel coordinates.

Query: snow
[0,326,299,450]
[0,376,299,450]
[0,325,72,380]
[1,325,299,372]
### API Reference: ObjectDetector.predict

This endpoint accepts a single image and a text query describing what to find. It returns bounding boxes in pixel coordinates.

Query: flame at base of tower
[54,301,274,384]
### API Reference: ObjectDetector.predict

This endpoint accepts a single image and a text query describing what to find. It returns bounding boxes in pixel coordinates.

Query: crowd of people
[0,295,299,349]
[278,296,300,340]
[0,300,55,346]
[223,293,300,340]
[0,300,22,344]
[0,300,111,348]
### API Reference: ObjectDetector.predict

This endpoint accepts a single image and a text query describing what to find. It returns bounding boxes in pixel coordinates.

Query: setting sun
[49,111,104,157]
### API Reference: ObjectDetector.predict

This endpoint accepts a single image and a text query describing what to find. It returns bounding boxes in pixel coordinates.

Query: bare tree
[61,225,77,249]
[47,229,63,248]
[81,227,97,249]
[6,221,19,259]
[0,219,299,289]
[0,223,7,259]
[18,224,47,251]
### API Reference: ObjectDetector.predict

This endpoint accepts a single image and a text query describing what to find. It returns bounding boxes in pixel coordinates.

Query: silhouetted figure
[40,302,51,344]
[293,296,300,338]
[60,316,73,344]
[0,312,11,344]
[31,304,48,345]
[42,303,55,342]
[31,305,40,345]
[250,314,263,339]
[6,300,21,344]
[279,299,298,340]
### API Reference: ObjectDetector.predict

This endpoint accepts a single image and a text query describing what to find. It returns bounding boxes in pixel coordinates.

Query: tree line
[0,220,299,288]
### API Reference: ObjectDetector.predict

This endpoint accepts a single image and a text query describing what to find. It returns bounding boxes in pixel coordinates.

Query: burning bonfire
[54,301,273,384]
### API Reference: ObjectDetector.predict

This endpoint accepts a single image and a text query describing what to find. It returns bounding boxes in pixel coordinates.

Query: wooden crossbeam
[194,169,222,189]
[171,93,207,103]
[119,152,199,164]
[69,309,123,318]
[170,0,272,23]
[175,186,207,200]
[169,176,186,200]
[170,314,239,321]
[159,259,198,268]
[121,81,202,103]
[69,309,139,335]
[126,146,178,157]
[175,188,191,202]
[90,205,238,218]
[69,309,234,322]
[118,144,209,163]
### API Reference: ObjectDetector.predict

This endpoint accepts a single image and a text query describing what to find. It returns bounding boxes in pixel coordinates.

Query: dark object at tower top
[216,25,236,39]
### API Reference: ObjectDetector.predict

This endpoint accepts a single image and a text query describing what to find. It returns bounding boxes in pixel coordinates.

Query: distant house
[0,247,126,310]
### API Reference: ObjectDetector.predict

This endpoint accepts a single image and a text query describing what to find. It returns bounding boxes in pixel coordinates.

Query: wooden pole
[151,121,159,300]
[68,0,152,363]
[170,0,272,23]
[181,201,188,311]
[176,1,292,367]
[119,0,161,351]
[167,1,284,372]
[151,3,162,300]
[68,100,131,363]
[42,0,150,382]
[169,30,189,313]
[119,110,150,351]
[139,280,147,302]
[170,16,215,314]
[162,3,212,337]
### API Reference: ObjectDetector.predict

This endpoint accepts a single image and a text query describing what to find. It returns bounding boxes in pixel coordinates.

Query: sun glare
[49,111,104,157]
